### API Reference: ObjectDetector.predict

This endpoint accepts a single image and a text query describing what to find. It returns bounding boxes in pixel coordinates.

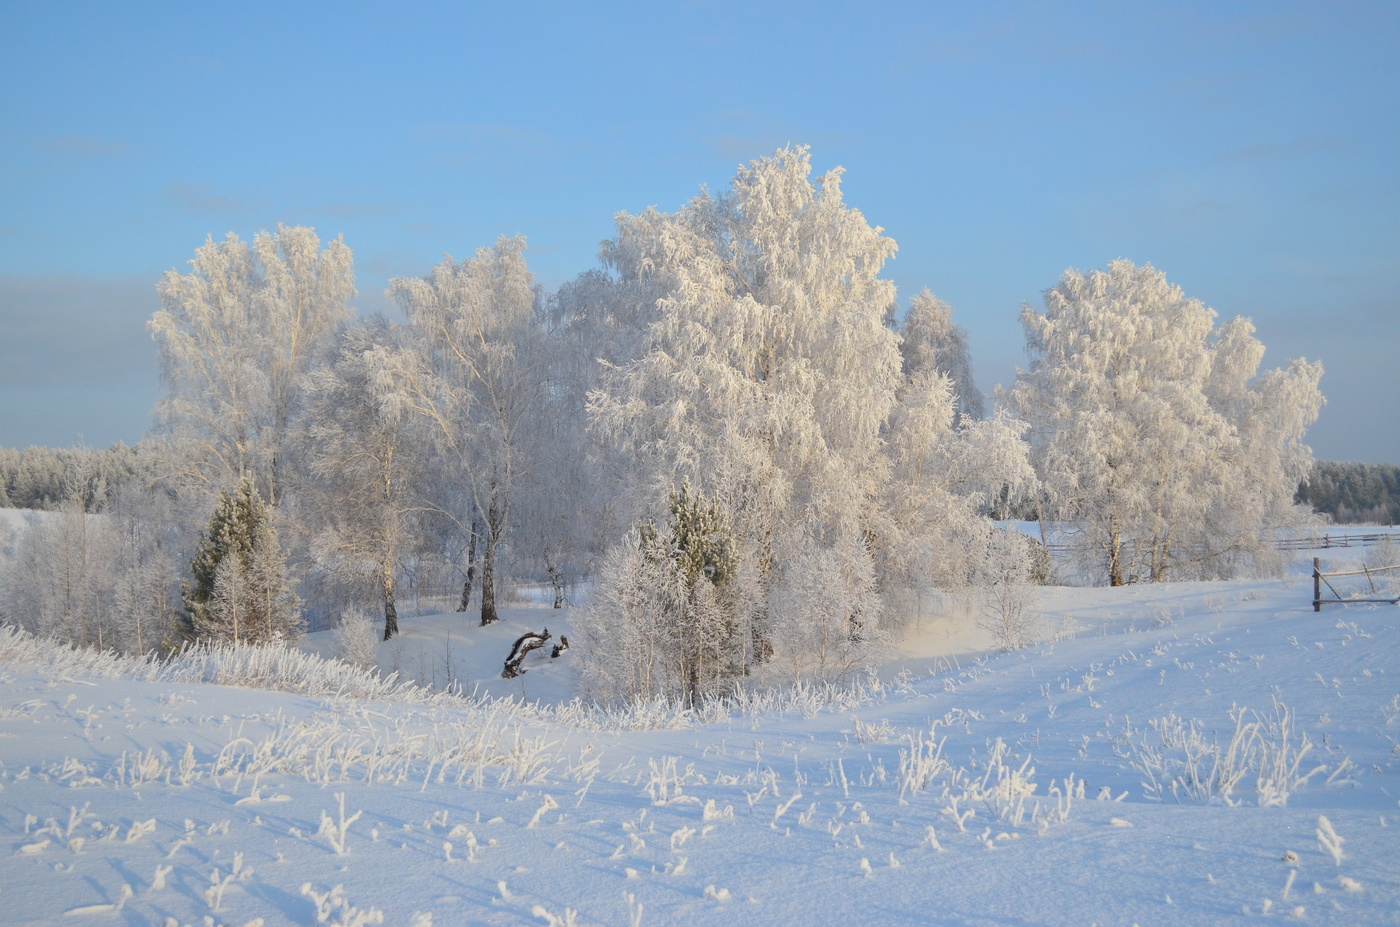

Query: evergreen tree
[184,479,299,643]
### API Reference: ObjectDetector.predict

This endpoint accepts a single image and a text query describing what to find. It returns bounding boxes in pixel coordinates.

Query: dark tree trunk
[457,519,480,613]
[480,502,500,626]
[382,562,399,640]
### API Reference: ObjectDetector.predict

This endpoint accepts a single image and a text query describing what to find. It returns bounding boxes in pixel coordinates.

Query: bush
[974,527,1039,650]
[332,607,380,670]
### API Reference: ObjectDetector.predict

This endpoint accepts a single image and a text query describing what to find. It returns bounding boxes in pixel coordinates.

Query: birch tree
[149,225,354,502]
[589,146,903,676]
[391,236,543,625]
[880,367,1036,610]
[301,319,429,640]
[1007,259,1323,584]
[900,289,984,421]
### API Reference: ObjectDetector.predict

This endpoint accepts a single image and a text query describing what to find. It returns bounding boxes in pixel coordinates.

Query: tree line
[0,147,1326,702]
[8,448,1383,527]
[1295,461,1400,525]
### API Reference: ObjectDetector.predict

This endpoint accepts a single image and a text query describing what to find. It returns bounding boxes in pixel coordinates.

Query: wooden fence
[1312,557,1400,612]
[1278,530,1400,551]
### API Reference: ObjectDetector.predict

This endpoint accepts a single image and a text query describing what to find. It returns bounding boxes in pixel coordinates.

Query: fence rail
[1278,530,1400,551]
[1312,557,1400,612]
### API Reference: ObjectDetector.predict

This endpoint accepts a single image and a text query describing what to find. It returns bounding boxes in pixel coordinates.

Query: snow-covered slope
[1,562,1397,926]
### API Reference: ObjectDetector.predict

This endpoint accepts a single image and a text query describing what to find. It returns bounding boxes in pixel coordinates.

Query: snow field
[1,565,1397,925]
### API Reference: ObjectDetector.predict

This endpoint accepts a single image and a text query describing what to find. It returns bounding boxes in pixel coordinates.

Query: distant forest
[0,443,144,512]
[3,442,1394,527]
[1294,460,1400,525]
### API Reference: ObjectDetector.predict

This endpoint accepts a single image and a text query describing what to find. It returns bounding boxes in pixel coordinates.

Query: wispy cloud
[41,136,126,157]
[701,112,855,162]
[164,182,253,214]
[1221,137,1348,162]
[318,202,397,219]
[413,122,556,166]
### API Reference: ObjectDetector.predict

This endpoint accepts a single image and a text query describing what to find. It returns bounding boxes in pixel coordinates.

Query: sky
[1,1,1396,463]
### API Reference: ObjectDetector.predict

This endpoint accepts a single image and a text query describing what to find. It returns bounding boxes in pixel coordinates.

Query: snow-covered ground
[2,547,1398,926]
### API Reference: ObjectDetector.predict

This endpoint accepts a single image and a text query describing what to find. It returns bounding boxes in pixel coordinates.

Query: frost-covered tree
[392,237,544,626]
[879,361,1036,611]
[575,484,738,703]
[972,526,1039,650]
[900,289,984,421]
[0,502,115,648]
[512,268,659,608]
[589,147,902,668]
[184,479,299,643]
[0,463,180,655]
[107,481,181,653]
[149,225,354,502]
[1006,260,1323,584]
[768,528,885,681]
[301,319,429,640]
[1299,461,1400,524]
[0,443,143,512]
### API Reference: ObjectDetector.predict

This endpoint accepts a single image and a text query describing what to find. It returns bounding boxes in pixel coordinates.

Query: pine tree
[184,479,299,643]
[649,483,739,704]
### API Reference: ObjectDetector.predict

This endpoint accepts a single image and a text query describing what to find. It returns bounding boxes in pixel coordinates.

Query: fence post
[1313,557,1321,613]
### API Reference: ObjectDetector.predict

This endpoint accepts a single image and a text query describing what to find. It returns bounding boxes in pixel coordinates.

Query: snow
[2,551,1398,925]
[0,508,42,533]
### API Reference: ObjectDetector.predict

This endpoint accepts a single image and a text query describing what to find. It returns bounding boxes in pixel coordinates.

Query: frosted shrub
[574,529,684,704]
[769,530,887,683]
[973,526,1039,651]
[333,607,381,670]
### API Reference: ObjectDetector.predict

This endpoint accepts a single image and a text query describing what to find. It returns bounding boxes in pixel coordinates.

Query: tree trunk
[1107,514,1125,587]
[382,561,399,640]
[457,519,479,613]
[545,550,564,609]
[480,501,500,626]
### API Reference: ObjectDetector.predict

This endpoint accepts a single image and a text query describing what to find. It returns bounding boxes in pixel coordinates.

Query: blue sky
[2,1,1396,463]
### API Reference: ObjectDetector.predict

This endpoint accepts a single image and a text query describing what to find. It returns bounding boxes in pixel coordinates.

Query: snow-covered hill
[1,556,1397,925]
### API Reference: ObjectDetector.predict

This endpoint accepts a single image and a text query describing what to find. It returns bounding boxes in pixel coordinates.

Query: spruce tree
[638,483,739,703]
[184,478,299,643]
